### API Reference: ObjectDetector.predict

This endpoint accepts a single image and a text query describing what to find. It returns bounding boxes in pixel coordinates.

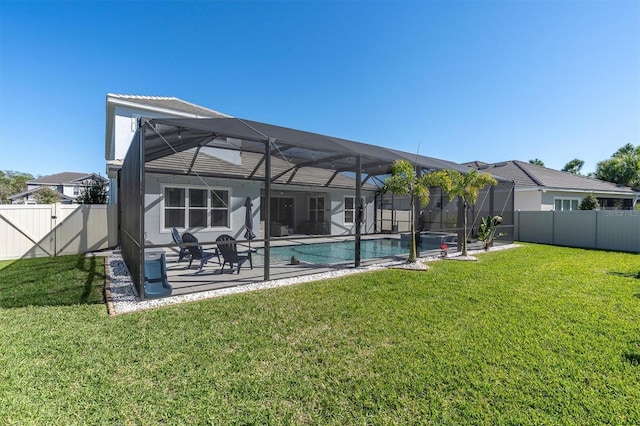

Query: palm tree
[430,169,497,256]
[381,160,433,263]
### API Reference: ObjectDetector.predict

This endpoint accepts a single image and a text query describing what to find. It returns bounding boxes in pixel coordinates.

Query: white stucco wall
[144,173,261,245]
[267,184,375,236]
[541,191,581,211]
[61,185,78,198]
[514,190,543,211]
[143,175,377,244]
[111,105,183,161]
[328,189,375,235]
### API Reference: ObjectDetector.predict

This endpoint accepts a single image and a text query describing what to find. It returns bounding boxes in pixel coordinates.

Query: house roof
[28,172,106,185]
[146,149,378,190]
[105,94,232,163]
[465,160,636,194]
[9,188,75,202]
[106,94,231,118]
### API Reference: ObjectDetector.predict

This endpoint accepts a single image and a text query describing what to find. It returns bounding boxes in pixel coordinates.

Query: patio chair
[181,232,220,272]
[216,234,253,274]
[144,251,173,299]
[171,227,190,262]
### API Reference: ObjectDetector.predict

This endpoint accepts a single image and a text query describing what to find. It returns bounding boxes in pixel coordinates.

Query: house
[106,94,515,298]
[105,94,231,203]
[105,94,386,245]
[9,172,108,204]
[464,160,638,211]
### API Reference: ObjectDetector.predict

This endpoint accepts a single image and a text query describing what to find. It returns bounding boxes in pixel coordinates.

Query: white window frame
[344,196,365,225]
[344,196,355,224]
[160,183,232,231]
[554,197,580,211]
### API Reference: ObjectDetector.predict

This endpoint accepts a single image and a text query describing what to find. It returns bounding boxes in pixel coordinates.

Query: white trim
[159,183,232,232]
[344,196,355,224]
[516,186,637,196]
[553,196,581,211]
[343,196,365,225]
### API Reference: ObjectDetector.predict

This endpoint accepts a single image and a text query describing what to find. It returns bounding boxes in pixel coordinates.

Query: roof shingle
[465,160,636,194]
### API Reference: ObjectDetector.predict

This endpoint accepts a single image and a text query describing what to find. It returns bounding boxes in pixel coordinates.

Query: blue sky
[1,0,638,178]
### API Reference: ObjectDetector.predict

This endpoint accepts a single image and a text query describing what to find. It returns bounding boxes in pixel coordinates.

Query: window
[211,189,229,227]
[554,198,579,211]
[189,189,208,227]
[73,186,80,196]
[344,196,355,224]
[163,186,229,229]
[165,187,186,228]
[309,196,325,223]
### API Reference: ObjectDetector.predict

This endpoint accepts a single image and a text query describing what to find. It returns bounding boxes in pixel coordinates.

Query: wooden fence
[515,210,640,253]
[0,204,116,260]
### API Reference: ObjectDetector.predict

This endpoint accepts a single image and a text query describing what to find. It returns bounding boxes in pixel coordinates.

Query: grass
[1,244,640,424]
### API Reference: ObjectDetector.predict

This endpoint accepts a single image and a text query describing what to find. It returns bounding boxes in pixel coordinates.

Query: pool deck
[165,234,418,296]
[105,236,516,315]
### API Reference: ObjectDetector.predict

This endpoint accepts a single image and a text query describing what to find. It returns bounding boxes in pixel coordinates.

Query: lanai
[119,116,515,299]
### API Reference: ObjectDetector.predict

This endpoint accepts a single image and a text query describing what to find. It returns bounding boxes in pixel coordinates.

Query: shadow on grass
[608,271,640,279]
[0,255,105,309]
[623,353,640,366]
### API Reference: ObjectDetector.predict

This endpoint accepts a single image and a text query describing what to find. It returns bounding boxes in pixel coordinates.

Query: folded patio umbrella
[244,196,256,241]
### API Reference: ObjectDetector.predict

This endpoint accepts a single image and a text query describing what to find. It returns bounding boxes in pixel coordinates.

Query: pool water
[254,238,413,266]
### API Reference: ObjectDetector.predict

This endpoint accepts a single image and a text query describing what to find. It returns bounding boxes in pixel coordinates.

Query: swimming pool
[253,238,412,266]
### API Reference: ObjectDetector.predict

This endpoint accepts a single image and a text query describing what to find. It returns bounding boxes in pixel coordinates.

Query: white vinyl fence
[515,210,640,253]
[0,204,116,260]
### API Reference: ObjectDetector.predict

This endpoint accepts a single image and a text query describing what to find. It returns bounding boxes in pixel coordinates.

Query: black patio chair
[181,232,220,272]
[216,234,253,274]
[171,227,190,262]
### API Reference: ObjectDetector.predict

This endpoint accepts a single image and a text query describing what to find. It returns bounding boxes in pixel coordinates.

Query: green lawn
[1,244,639,425]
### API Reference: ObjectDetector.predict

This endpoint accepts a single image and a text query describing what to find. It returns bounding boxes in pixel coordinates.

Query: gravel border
[105,244,520,315]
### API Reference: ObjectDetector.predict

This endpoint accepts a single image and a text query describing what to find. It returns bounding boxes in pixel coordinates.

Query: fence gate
[0,204,110,260]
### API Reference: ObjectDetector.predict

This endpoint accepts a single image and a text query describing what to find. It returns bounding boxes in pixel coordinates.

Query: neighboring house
[9,172,108,204]
[464,160,638,211]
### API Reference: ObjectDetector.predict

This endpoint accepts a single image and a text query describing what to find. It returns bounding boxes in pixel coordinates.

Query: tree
[595,144,640,190]
[429,169,498,256]
[0,170,34,204]
[33,187,61,204]
[77,179,108,204]
[529,159,545,167]
[381,160,433,263]
[562,159,584,175]
[579,193,599,210]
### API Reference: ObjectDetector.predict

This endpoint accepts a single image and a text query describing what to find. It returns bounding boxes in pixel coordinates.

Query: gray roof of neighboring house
[464,160,636,194]
[9,188,75,202]
[28,172,106,185]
